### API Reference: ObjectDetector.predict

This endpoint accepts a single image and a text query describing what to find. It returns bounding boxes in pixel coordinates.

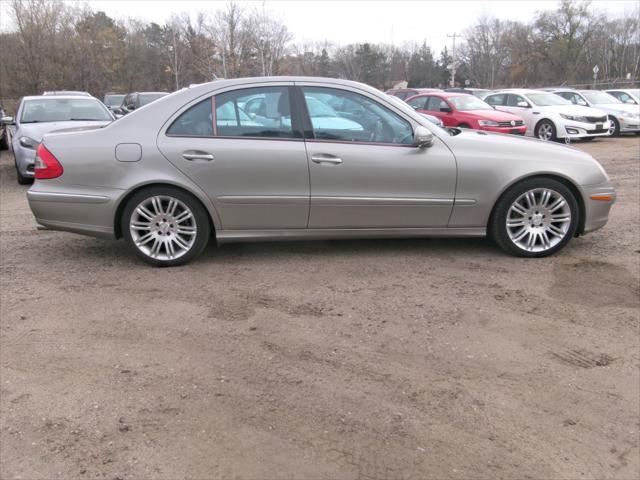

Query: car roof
[132,91,169,95]
[408,91,473,98]
[22,95,101,101]
[488,89,551,95]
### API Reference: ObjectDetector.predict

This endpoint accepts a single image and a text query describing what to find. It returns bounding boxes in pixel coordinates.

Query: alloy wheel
[506,188,572,253]
[129,195,197,261]
[537,123,554,141]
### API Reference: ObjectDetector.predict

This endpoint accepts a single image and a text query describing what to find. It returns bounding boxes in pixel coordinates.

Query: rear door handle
[311,154,342,165]
[182,151,214,161]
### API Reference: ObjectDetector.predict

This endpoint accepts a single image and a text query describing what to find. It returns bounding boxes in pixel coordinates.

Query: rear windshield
[139,93,168,106]
[104,94,125,107]
[21,98,112,123]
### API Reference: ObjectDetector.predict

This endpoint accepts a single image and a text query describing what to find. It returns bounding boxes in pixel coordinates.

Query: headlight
[478,120,499,127]
[19,136,39,149]
[560,114,588,122]
[617,110,640,119]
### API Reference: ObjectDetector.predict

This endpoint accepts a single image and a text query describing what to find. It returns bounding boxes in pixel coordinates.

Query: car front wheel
[490,178,579,257]
[122,187,211,267]
[535,120,556,142]
[608,116,620,136]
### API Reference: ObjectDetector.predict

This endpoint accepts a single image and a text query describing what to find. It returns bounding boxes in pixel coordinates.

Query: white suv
[484,89,610,142]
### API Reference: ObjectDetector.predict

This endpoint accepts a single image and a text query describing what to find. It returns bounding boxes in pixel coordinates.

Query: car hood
[463,109,524,121]
[592,103,640,115]
[535,104,607,116]
[19,121,111,142]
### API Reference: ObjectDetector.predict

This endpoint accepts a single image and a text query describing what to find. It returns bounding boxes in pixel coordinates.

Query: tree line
[0,0,638,105]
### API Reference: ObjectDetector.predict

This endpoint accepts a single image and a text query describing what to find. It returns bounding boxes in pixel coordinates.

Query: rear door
[502,94,535,132]
[157,84,310,230]
[297,84,457,229]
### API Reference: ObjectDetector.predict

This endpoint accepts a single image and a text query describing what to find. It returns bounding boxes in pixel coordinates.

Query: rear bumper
[27,183,123,239]
[579,181,617,234]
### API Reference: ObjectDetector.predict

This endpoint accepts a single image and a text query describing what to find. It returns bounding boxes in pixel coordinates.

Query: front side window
[506,94,527,107]
[426,96,449,111]
[302,87,413,144]
[215,86,296,138]
[485,94,505,106]
[167,98,213,136]
[406,96,427,110]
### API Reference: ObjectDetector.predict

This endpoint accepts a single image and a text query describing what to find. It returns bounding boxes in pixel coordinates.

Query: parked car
[444,87,492,98]
[0,95,114,184]
[386,88,442,100]
[118,92,169,115]
[550,89,640,136]
[604,88,639,106]
[0,104,8,151]
[27,77,615,266]
[103,92,126,112]
[42,90,92,97]
[484,89,611,142]
[406,92,526,135]
[386,94,444,127]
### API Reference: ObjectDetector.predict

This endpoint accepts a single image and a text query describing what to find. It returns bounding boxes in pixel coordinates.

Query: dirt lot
[1,137,639,480]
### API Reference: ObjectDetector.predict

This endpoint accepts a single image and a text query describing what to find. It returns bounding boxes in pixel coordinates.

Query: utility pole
[447,32,459,88]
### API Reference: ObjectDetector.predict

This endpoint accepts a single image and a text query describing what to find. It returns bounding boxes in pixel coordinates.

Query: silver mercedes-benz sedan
[26,77,616,266]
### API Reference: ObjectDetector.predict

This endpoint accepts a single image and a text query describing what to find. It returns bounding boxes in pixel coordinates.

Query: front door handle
[311,154,342,165]
[182,151,214,161]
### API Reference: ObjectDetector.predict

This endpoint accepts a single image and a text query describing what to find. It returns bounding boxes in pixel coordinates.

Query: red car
[406,92,527,135]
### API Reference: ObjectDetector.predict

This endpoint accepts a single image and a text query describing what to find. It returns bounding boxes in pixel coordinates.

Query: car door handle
[182,151,214,161]
[311,154,342,165]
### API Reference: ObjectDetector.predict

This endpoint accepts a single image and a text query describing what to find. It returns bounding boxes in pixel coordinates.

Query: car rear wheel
[535,120,556,142]
[490,178,579,257]
[0,131,8,151]
[122,187,211,267]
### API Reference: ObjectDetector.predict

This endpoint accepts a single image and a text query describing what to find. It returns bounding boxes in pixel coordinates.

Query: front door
[298,85,457,229]
[157,84,310,230]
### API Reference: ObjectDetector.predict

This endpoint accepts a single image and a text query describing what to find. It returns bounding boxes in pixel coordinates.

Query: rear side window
[167,98,213,137]
[506,94,526,107]
[215,86,297,139]
[426,96,448,111]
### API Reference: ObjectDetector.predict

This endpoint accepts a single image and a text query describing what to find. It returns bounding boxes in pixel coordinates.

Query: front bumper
[562,120,611,139]
[480,125,526,135]
[579,181,617,235]
[14,144,37,177]
[619,116,640,133]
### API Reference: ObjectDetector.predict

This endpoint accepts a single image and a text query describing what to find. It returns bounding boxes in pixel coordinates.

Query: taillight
[34,144,63,179]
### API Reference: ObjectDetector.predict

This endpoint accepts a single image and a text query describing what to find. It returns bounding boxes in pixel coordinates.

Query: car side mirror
[0,116,15,125]
[413,125,434,148]
[440,106,452,113]
[516,101,529,108]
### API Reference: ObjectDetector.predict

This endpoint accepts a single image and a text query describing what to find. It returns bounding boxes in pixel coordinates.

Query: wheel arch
[114,182,218,239]
[534,117,558,137]
[487,173,586,236]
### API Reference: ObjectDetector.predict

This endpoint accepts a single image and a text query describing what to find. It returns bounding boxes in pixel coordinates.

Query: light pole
[447,32,460,88]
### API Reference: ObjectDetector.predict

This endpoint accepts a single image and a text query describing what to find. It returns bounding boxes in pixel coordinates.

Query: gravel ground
[1,137,639,480]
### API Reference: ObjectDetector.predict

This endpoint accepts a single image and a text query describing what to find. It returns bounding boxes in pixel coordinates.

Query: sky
[1,0,637,54]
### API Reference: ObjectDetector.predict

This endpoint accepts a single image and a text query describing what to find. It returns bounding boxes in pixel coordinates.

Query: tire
[582,137,595,142]
[534,120,557,142]
[0,130,8,151]
[608,116,620,137]
[121,186,211,267]
[490,178,579,258]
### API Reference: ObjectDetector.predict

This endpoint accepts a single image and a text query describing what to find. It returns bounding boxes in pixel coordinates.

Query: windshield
[104,94,124,107]
[448,95,493,111]
[580,91,621,105]
[526,93,570,106]
[21,98,112,123]
[139,93,167,106]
